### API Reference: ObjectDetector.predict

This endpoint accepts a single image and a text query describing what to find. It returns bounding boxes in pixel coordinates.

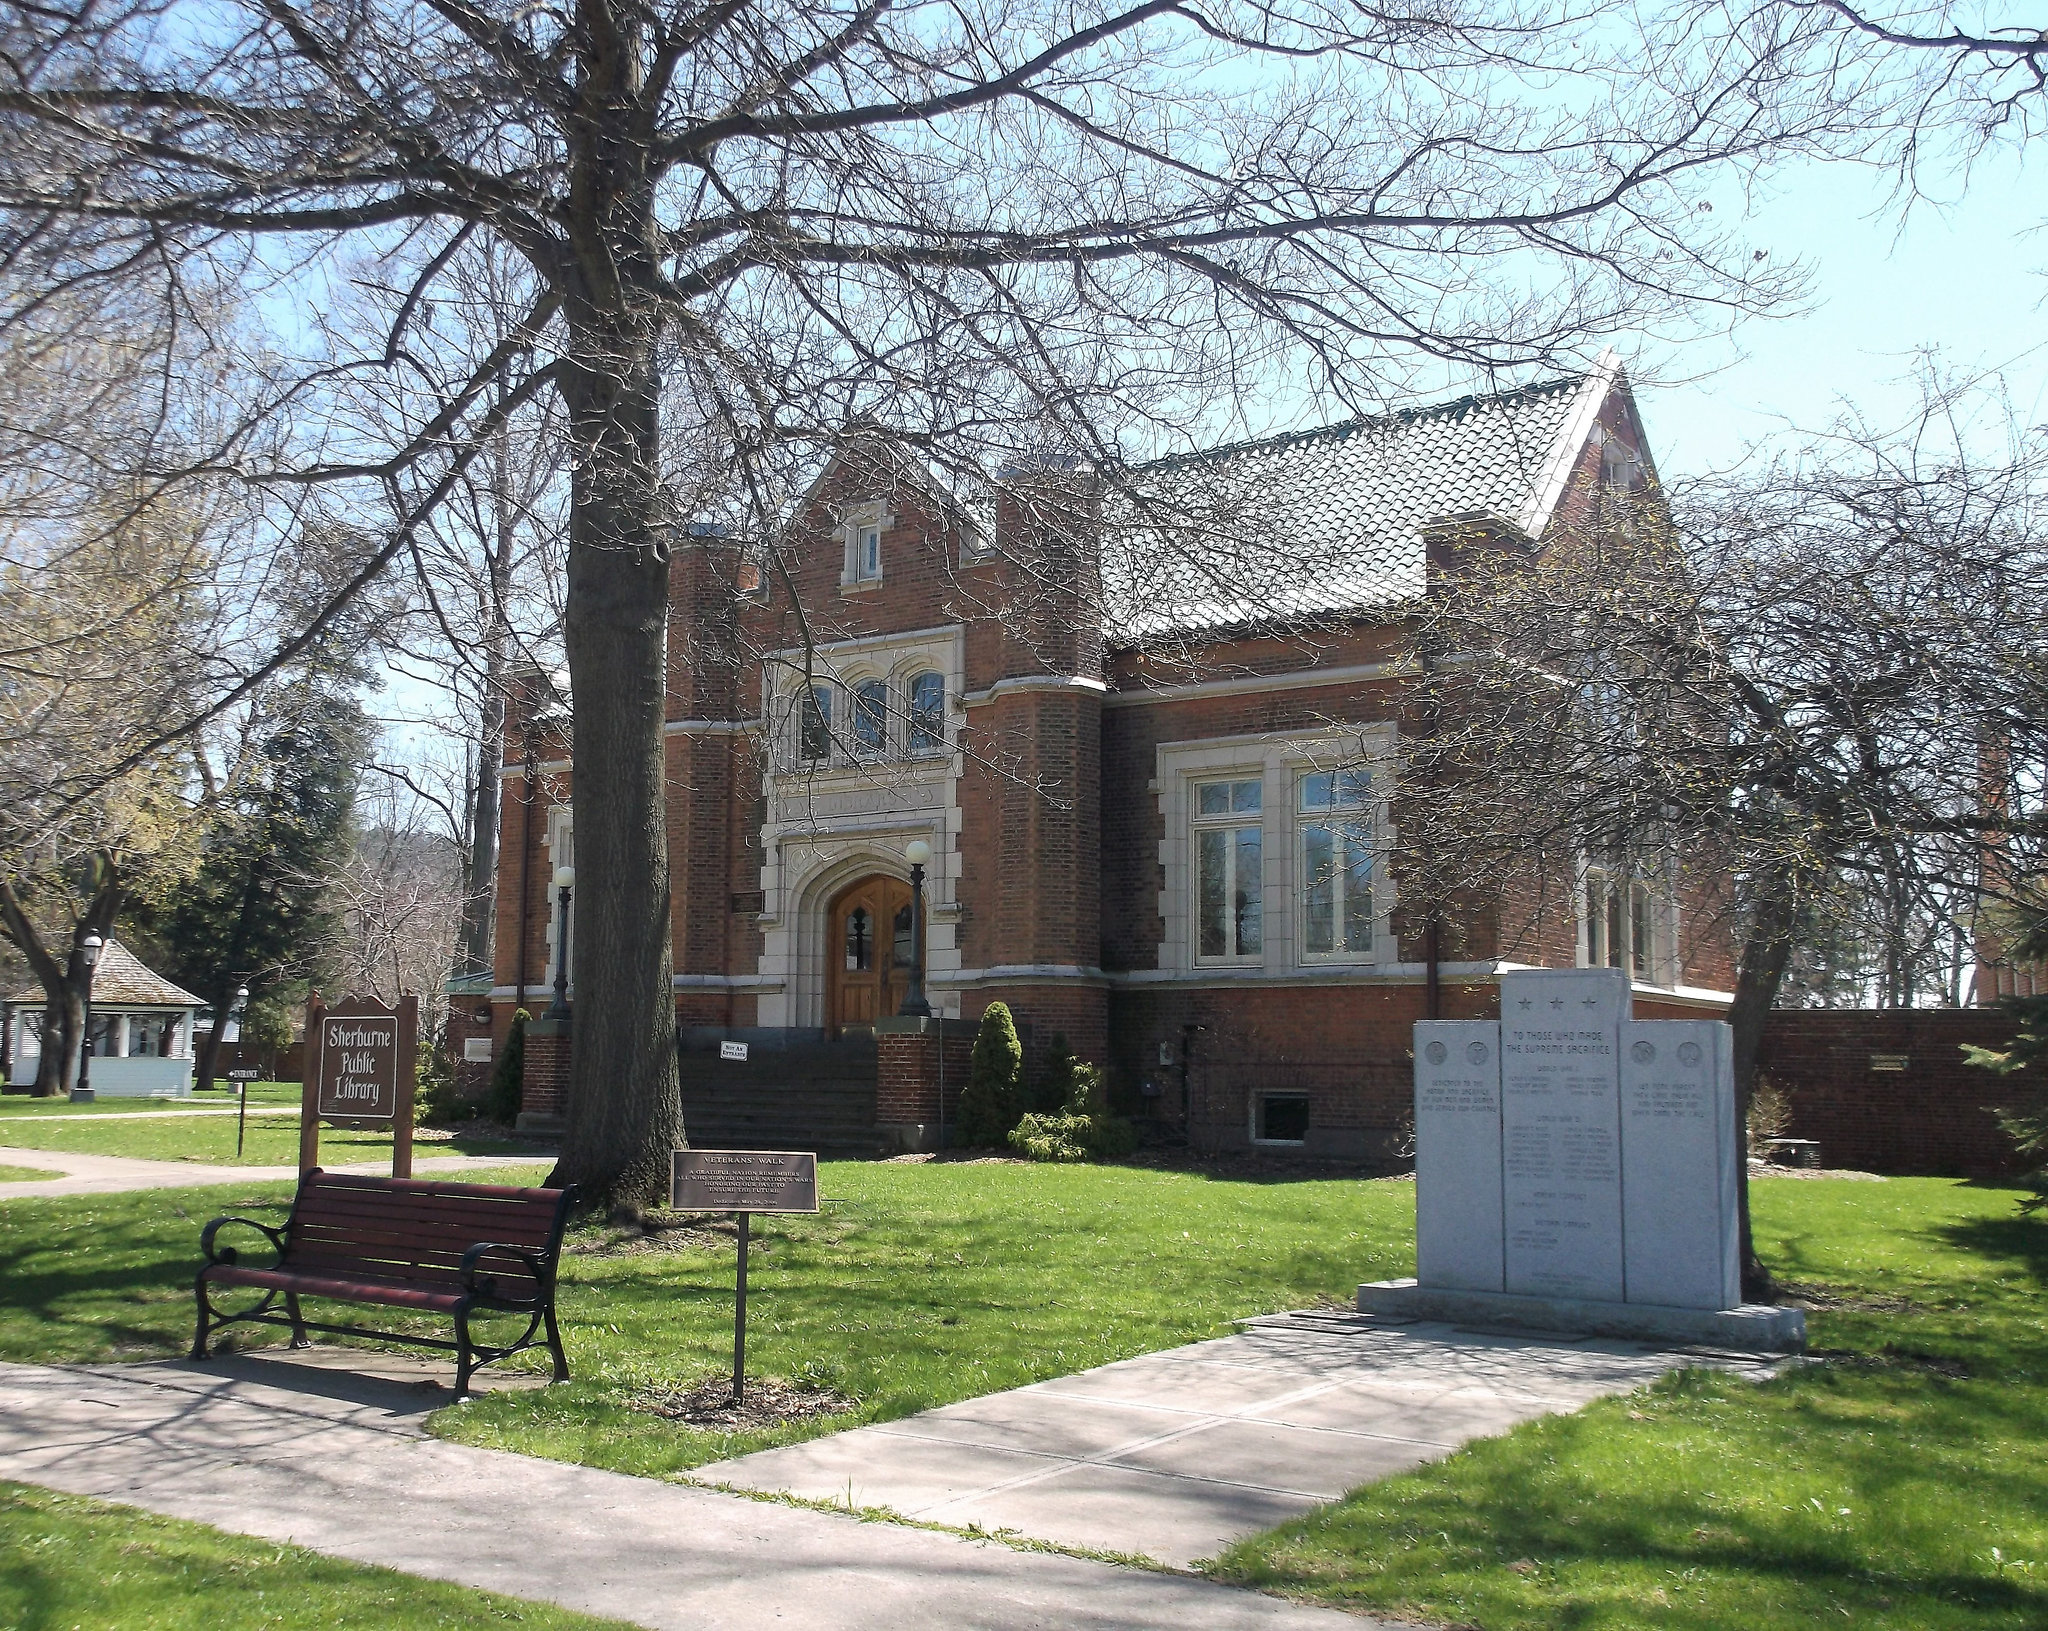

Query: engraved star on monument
[1550,998,1565,1009]
[1583,996,1599,1007]
[1518,998,1533,1010]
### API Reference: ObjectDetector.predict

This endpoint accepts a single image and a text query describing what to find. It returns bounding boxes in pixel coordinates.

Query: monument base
[1357,1279,1805,1352]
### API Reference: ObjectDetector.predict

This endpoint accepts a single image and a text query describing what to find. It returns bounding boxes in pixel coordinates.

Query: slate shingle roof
[1101,358,1614,643]
[6,938,201,1007]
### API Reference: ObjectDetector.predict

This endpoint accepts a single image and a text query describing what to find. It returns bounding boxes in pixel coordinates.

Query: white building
[6,939,202,1097]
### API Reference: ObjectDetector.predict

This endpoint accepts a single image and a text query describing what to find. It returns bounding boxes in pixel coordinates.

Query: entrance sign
[671,1149,819,1405]
[719,1040,750,1062]
[300,994,419,1179]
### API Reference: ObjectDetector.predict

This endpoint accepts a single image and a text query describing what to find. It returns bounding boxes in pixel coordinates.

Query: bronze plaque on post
[671,1149,820,1214]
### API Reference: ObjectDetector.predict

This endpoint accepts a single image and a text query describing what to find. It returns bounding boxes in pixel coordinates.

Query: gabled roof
[6,938,201,1008]
[1101,354,1622,643]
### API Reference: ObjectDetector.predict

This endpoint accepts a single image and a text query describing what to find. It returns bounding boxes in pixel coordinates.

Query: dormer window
[842,508,887,590]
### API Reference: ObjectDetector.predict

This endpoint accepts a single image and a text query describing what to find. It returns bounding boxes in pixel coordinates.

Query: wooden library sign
[301,994,419,1178]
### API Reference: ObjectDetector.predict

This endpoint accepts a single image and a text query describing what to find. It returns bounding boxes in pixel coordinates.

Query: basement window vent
[1254,1092,1310,1145]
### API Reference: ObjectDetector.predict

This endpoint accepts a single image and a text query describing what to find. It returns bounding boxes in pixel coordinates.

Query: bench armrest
[460,1240,552,1306]
[200,1215,287,1268]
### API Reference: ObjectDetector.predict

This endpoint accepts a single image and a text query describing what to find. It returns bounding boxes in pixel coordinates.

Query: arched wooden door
[827,874,914,1034]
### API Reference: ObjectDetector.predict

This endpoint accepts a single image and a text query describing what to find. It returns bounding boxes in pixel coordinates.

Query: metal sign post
[226,1067,261,1158]
[671,1149,819,1403]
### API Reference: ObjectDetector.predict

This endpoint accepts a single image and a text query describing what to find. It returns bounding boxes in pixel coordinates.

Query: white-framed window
[1193,777,1264,962]
[1156,728,1394,974]
[851,678,888,755]
[1298,767,1375,960]
[906,670,945,754]
[1582,864,1673,985]
[840,505,890,588]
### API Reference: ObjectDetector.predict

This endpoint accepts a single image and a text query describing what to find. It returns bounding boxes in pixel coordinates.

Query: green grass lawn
[0,1080,304,1115]
[0,1112,528,1166]
[1210,1174,2048,1629]
[0,1164,2042,1629]
[0,1480,637,1630]
[0,1164,57,1183]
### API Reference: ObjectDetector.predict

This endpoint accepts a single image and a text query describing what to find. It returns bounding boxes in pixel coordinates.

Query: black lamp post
[230,984,252,1154]
[75,932,104,1102]
[899,840,932,1019]
[546,864,574,1024]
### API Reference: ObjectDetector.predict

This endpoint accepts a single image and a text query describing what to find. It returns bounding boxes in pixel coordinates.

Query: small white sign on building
[719,1040,750,1062]
[463,1037,493,1062]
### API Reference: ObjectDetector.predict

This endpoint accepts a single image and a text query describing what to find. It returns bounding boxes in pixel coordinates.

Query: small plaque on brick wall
[1869,1053,1910,1072]
[464,1037,493,1062]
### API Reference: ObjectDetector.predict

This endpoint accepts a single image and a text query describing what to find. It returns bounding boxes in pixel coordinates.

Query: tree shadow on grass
[1934,1213,2048,1285]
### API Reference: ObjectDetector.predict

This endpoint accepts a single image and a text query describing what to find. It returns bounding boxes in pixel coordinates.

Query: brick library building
[451,356,1736,1160]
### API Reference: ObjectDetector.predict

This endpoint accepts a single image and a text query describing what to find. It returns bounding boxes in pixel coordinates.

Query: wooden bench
[193,1169,576,1394]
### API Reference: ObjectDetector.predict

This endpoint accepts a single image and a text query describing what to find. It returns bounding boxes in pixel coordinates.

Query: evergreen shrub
[954,1002,1022,1147]
[490,1008,530,1126]
[1008,1045,1136,1163]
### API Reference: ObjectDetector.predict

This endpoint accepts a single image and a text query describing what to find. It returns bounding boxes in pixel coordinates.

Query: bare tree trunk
[457,423,516,976]
[545,281,682,1211]
[0,862,122,1097]
[1726,864,1809,1301]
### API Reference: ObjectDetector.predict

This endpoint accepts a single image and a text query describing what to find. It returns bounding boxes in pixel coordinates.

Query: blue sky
[1636,142,2044,477]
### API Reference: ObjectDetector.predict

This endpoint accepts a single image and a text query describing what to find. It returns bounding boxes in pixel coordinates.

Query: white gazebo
[6,939,203,1097]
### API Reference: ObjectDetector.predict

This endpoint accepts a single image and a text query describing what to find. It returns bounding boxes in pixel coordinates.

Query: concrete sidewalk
[698,1311,1785,1567]
[0,1144,554,1198]
[0,1356,1399,1631]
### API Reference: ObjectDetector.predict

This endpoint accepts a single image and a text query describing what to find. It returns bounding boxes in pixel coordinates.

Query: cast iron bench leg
[544,1302,568,1382]
[454,1307,476,1398]
[286,1293,310,1349]
[190,1278,211,1361]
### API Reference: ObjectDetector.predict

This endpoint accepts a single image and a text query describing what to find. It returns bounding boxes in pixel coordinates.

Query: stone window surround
[1577,856,1681,990]
[837,498,893,593]
[1155,725,1397,975]
[769,632,957,773]
[754,624,966,1028]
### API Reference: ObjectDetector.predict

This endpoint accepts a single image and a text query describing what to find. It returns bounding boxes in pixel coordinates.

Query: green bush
[1008,1054,1136,1162]
[415,1035,465,1127]
[954,1002,1023,1147]
[490,1009,530,1126]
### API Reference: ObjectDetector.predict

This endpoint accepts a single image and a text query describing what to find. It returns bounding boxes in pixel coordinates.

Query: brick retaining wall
[1758,1008,2048,1178]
